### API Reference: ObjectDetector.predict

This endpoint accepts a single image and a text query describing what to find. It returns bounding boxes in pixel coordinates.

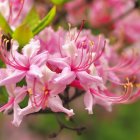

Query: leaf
[19,95,29,108]
[12,24,33,47]
[0,12,13,36]
[22,7,40,30]
[50,0,70,5]
[0,60,5,68]
[32,6,56,35]
[0,86,8,104]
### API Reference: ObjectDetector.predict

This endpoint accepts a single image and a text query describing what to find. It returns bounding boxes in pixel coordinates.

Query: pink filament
[0,97,14,112]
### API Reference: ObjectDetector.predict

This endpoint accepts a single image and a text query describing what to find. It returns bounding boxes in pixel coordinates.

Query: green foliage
[22,7,40,30]
[19,95,29,108]
[0,12,13,36]
[12,24,33,47]
[32,6,56,35]
[28,114,59,135]
[50,0,70,5]
[0,87,8,104]
[0,60,5,68]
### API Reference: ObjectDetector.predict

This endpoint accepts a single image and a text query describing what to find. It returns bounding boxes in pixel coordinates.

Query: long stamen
[90,79,133,103]
[29,78,50,109]
[75,20,85,42]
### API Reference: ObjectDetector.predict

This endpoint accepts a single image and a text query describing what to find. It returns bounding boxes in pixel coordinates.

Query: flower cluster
[0,26,139,126]
[0,0,140,128]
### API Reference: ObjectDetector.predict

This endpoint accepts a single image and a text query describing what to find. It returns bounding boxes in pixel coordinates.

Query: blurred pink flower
[65,0,87,25]
[0,0,33,27]
[65,0,134,28]
[89,0,134,27]
[114,10,140,43]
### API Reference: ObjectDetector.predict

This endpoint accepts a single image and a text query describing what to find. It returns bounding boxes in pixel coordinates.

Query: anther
[28,88,33,95]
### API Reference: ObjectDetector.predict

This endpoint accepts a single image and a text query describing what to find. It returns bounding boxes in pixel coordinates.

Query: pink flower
[0,0,33,26]
[38,27,65,55]
[12,65,74,126]
[114,10,140,43]
[47,28,104,88]
[0,70,27,120]
[65,0,87,25]
[65,0,134,28]
[84,83,133,114]
[0,39,48,86]
[89,0,134,27]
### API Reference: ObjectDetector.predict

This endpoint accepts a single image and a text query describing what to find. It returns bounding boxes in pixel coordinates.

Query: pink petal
[49,84,66,95]
[54,67,76,85]
[28,65,43,78]
[84,91,94,114]
[30,51,48,66]
[0,97,14,112]
[47,57,70,70]
[62,41,77,57]
[48,95,74,117]
[0,70,25,86]
[12,104,22,127]
[12,100,41,127]
[22,39,40,58]
[77,71,102,85]
[94,95,112,112]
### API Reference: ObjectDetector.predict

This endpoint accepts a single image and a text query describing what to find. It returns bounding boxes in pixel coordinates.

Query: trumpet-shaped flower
[47,29,104,89]
[12,65,74,126]
[0,39,48,86]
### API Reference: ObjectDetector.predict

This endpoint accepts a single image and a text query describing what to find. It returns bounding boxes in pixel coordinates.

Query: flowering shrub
[0,0,140,136]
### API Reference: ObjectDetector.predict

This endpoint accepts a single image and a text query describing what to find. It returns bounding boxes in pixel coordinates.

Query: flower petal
[30,51,48,66]
[77,71,103,87]
[84,91,94,114]
[0,70,25,86]
[22,39,40,58]
[54,67,76,85]
[28,65,43,78]
[12,100,40,127]
[48,95,74,117]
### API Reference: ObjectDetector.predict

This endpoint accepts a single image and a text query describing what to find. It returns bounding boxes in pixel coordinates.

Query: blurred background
[0,96,140,140]
[0,0,140,139]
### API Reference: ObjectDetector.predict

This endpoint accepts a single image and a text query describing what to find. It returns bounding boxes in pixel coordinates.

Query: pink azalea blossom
[65,0,134,27]
[47,28,104,87]
[0,24,139,126]
[114,10,140,43]
[0,39,48,86]
[89,0,134,27]
[65,0,87,25]
[46,28,117,113]
[12,65,74,127]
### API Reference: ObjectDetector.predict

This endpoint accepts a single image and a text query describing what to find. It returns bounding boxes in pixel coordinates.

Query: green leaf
[22,7,40,30]
[19,95,29,108]
[0,60,5,68]
[0,86,8,104]
[12,24,33,47]
[0,12,13,36]
[32,6,56,35]
[50,0,70,5]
